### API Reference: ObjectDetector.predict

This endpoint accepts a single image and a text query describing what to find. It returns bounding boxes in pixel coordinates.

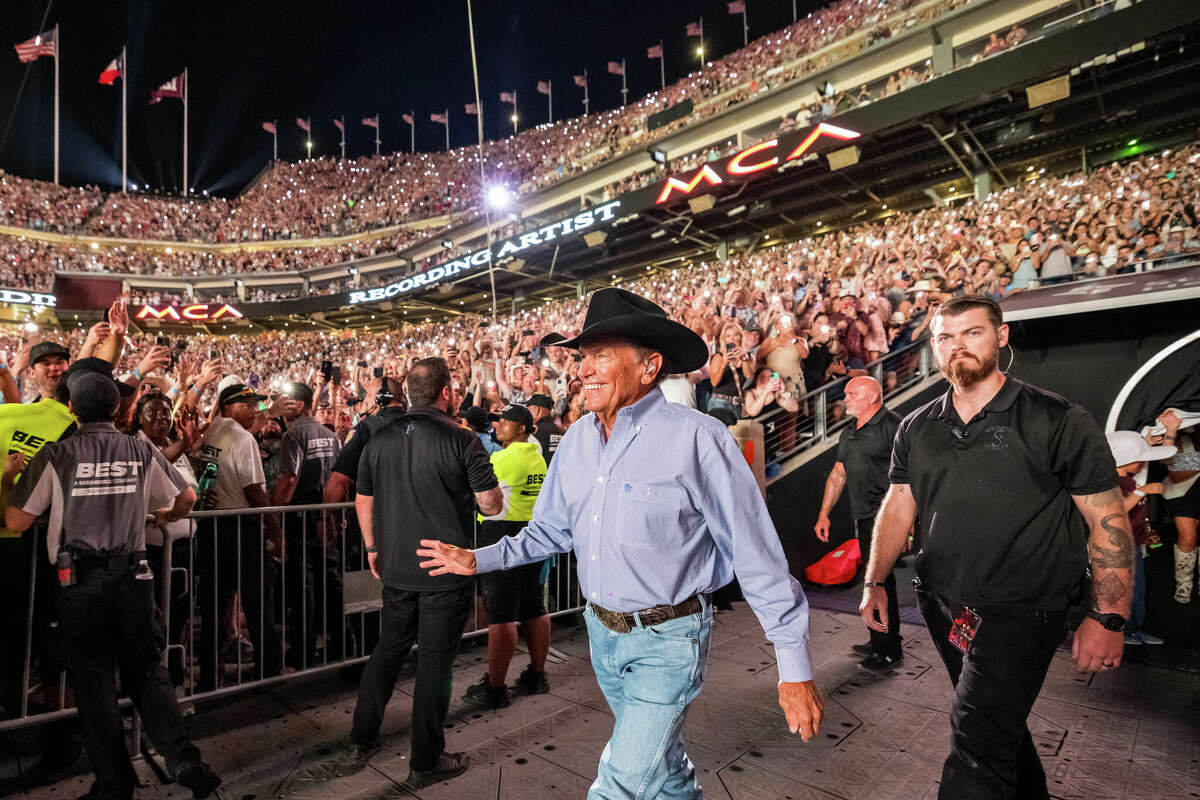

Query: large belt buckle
[593,604,631,634]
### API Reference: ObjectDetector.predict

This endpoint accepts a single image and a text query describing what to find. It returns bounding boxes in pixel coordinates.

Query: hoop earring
[1001,343,1015,374]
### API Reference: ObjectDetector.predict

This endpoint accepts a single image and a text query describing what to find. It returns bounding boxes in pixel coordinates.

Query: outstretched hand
[416,539,478,576]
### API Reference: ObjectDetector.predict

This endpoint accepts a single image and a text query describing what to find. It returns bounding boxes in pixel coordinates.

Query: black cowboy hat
[539,288,708,374]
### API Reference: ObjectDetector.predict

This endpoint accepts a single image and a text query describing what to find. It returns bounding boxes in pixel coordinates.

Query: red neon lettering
[727,139,780,175]
[209,304,244,320]
[135,305,182,321]
[785,122,860,162]
[655,164,724,204]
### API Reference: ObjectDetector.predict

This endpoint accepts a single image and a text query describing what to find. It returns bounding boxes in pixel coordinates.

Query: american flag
[536,80,551,95]
[296,117,311,132]
[464,103,478,115]
[363,115,380,128]
[607,61,624,76]
[262,121,277,134]
[573,74,587,88]
[14,30,55,63]
[149,72,186,104]
[647,45,663,59]
[728,1,746,13]
[333,118,345,132]
[686,20,703,37]
[500,91,515,104]
[401,113,413,125]
[431,112,447,124]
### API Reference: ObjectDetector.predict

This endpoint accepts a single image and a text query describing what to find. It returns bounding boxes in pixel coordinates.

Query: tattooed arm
[1069,486,1134,672]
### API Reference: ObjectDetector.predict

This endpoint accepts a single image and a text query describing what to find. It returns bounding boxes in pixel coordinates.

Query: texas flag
[98,55,122,85]
[333,118,344,132]
[686,20,703,37]
[431,112,447,124]
[296,117,311,132]
[536,81,551,95]
[647,45,663,59]
[728,1,746,13]
[607,61,624,76]
[262,121,277,134]
[573,74,587,88]
[464,103,478,115]
[362,115,379,128]
[401,113,413,125]
[500,91,515,104]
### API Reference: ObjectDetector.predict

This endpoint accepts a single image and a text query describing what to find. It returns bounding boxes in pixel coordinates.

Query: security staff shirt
[835,406,901,520]
[277,415,340,505]
[199,416,265,510]
[331,406,406,479]
[890,378,1117,612]
[357,405,498,592]
[0,398,75,538]
[10,422,188,563]
[533,419,564,465]
[479,439,545,516]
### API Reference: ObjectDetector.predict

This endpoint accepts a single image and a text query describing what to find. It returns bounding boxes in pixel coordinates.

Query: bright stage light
[487,185,511,209]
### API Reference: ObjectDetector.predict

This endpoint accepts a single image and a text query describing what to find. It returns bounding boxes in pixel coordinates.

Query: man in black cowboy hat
[418,288,823,800]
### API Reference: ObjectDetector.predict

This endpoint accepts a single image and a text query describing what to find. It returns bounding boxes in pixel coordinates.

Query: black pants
[856,517,901,658]
[0,536,35,719]
[281,512,349,669]
[351,585,472,770]
[57,561,201,800]
[916,586,1067,800]
[193,516,282,691]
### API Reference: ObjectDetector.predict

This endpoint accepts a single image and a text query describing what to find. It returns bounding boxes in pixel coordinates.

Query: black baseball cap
[61,357,135,399]
[66,372,120,420]
[490,403,534,430]
[462,405,491,432]
[527,393,553,410]
[280,381,314,405]
[30,342,70,366]
[218,383,267,407]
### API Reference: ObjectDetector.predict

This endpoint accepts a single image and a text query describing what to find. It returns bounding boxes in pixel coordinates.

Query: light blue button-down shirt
[474,388,813,682]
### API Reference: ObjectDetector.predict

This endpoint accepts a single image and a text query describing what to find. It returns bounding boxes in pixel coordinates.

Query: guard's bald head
[846,376,882,403]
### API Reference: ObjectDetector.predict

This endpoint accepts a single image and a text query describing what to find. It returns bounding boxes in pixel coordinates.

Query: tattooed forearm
[1091,573,1128,609]
[1089,513,1134,569]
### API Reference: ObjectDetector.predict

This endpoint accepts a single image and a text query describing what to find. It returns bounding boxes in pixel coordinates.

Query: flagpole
[182,67,188,195]
[340,115,346,159]
[548,79,553,124]
[584,69,589,115]
[273,120,277,161]
[53,25,59,184]
[621,58,627,106]
[121,46,127,193]
[659,39,665,89]
[410,110,414,152]
[792,0,797,23]
[445,108,449,151]
[512,90,517,135]
[375,113,381,155]
[742,5,749,47]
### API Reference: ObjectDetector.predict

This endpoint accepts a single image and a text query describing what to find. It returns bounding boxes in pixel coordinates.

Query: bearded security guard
[5,372,221,800]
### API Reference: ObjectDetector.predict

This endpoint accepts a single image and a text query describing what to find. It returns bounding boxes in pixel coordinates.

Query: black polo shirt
[890,377,1116,613]
[331,405,407,479]
[357,405,498,592]
[835,405,901,520]
[533,419,564,465]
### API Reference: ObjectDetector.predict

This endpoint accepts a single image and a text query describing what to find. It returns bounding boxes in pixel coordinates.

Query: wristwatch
[1086,611,1127,632]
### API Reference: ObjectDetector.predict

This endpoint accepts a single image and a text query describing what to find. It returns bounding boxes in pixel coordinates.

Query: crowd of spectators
[1,0,975,249]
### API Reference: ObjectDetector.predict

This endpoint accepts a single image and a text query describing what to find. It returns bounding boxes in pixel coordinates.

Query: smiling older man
[417,288,823,800]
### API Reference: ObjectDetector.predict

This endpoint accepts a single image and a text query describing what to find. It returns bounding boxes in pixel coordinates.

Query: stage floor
[3,604,1198,800]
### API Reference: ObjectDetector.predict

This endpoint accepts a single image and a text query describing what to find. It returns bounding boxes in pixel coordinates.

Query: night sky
[1,0,824,197]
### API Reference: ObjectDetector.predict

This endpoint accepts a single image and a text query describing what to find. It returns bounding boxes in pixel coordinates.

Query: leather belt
[589,594,709,634]
[73,550,145,570]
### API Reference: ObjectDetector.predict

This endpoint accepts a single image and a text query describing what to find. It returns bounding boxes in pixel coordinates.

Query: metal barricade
[0,501,585,732]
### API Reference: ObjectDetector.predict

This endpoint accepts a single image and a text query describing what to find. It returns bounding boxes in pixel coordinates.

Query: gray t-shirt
[12,422,187,562]
[277,416,340,505]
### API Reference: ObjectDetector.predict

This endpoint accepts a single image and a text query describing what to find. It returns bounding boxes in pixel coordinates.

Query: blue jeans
[584,601,712,800]
[1129,546,1147,636]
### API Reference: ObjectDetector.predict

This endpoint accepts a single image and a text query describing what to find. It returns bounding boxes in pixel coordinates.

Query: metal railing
[0,502,584,733]
[754,337,934,472]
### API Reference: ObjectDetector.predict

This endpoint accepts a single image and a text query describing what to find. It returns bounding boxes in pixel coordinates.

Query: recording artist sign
[348,200,623,305]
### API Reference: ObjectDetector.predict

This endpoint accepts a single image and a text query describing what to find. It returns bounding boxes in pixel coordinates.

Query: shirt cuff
[775,645,813,683]
[474,542,504,574]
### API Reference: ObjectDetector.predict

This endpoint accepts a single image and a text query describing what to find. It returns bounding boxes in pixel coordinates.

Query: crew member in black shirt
[5,372,221,800]
[347,359,501,792]
[526,393,562,464]
[815,376,902,670]
[324,377,407,506]
[862,296,1132,800]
